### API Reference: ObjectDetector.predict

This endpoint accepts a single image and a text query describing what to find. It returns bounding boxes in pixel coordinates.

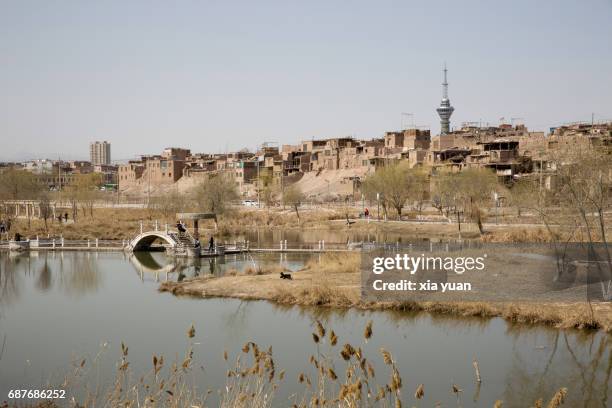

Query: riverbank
[159,253,612,333]
[4,206,573,243]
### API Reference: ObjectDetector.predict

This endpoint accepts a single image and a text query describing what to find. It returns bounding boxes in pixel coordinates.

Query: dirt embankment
[159,253,612,333]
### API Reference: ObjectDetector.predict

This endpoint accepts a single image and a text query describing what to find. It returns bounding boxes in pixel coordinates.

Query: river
[0,251,610,407]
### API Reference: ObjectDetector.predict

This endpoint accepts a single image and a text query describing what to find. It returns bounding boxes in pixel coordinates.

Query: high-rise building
[90,141,111,165]
[436,64,454,135]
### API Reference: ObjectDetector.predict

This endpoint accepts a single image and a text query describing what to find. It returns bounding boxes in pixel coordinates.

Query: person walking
[0,221,5,234]
[208,236,214,252]
[64,213,68,222]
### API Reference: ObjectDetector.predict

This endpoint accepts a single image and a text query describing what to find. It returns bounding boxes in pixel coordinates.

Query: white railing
[0,238,125,250]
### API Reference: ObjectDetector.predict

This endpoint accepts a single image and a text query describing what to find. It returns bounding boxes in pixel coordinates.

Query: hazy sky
[1,0,611,162]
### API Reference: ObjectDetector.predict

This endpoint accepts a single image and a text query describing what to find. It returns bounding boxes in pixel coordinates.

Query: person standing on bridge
[208,236,214,252]
[176,220,186,236]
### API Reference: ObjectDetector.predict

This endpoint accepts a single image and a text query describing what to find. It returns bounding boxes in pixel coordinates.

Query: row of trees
[361,162,498,232]
[149,172,306,221]
[360,146,611,241]
[0,169,103,230]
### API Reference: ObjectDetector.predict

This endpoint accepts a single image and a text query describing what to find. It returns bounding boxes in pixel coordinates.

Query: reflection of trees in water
[502,327,610,407]
[35,256,53,292]
[57,253,102,296]
[0,254,26,311]
[220,301,251,340]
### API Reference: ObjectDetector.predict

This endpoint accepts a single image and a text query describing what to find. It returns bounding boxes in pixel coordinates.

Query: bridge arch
[129,231,177,251]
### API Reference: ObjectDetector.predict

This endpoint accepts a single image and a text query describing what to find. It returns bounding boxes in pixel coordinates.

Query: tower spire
[436,63,454,134]
[442,63,448,99]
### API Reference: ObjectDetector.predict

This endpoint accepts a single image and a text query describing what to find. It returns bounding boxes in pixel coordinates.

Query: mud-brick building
[118,147,190,191]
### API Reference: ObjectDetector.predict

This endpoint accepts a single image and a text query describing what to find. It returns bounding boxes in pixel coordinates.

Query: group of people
[0,220,23,241]
[0,219,10,235]
[176,220,215,251]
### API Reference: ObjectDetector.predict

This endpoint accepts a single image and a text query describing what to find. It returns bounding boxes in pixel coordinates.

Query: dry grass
[8,208,150,240]
[9,321,570,408]
[9,205,599,245]
[482,227,555,243]
[272,285,356,308]
[161,253,612,333]
[7,207,356,240]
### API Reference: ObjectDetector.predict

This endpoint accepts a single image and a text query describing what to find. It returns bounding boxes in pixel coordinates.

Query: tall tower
[436,64,454,134]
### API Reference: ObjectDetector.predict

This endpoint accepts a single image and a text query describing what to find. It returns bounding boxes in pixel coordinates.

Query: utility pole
[147,158,151,206]
[257,152,260,208]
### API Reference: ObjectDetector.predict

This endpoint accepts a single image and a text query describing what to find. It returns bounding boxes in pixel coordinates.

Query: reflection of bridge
[128,251,179,275]
[127,231,182,251]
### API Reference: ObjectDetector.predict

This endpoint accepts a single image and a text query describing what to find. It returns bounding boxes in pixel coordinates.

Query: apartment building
[90,141,111,165]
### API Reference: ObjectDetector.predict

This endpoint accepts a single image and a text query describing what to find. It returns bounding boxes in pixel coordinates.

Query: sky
[1,0,611,162]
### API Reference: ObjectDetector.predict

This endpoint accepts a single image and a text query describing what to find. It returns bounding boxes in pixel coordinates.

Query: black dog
[280,272,293,280]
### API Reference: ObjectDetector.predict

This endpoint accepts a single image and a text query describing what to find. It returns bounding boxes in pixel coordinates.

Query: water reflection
[128,251,310,283]
[35,258,52,292]
[226,228,433,249]
[0,254,23,309]
[501,327,611,407]
[0,252,610,407]
[57,252,102,296]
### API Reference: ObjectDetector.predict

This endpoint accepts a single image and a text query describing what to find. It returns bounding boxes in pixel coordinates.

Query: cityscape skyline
[1,0,611,162]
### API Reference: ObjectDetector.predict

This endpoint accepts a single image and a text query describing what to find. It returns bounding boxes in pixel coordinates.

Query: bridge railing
[0,238,126,249]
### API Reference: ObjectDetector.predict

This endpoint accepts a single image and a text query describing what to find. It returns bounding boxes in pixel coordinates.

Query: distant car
[242,200,258,207]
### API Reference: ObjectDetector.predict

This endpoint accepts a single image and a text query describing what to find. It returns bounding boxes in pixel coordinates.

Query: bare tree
[39,194,53,232]
[457,168,498,234]
[432,167,498,235]
[148,188,186,220]
[282,185,304,222]
[555,147,611,299]
[73,173,103,218]
[362,162,423,220]
[257,169,278,208]
[192,172,239,215]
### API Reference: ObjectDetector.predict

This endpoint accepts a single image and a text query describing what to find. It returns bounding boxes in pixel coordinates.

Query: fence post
[87,239,90,248]
[61,236,65,248]
[430,241,433,252]
[155,220,158,231]
[284,240,287,250]
[322,240,325,251]
[140,220,143,234]
[96,238,99,248]
[52,239,56,249]
[165,223,168,233]
[246,240,250,250]
[122,239,126,248]
[280,241,283,250]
